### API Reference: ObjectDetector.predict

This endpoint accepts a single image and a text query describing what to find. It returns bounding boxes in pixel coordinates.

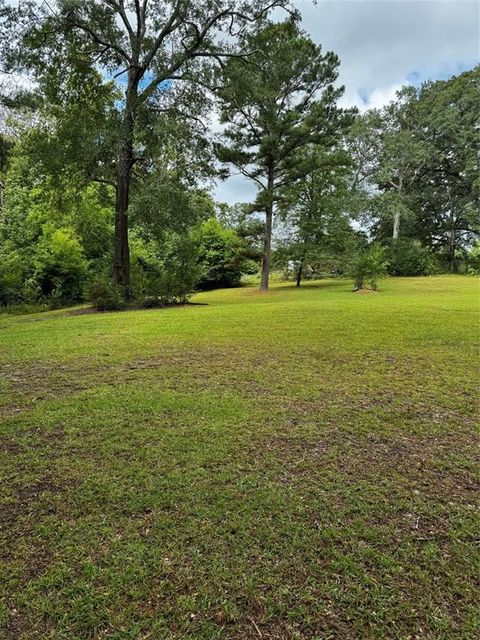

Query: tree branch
[65,15,131,63]
[140,1,184,71]
[104,0,135,44]
[139,1,289,101]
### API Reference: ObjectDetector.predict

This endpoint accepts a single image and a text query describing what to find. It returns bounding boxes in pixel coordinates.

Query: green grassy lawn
[1,276,478,640]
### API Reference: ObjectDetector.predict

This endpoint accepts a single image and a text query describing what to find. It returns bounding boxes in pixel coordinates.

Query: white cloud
[297,0,478,109]
[357,82,405,111]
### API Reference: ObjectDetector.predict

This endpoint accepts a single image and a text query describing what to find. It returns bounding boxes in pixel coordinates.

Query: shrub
[195,218,250,290]
[0,302,49,316]
[387,239,438,276]
[74,185,114,262]
[465,240,480,275]
[351,244,389,291]
[32,225,88,304]
[131,233,201,306]
[0,245,26,306]
[151,234,201,305]
[85,273,126,310]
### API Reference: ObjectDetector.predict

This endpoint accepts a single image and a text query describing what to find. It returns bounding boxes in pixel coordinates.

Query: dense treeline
[0,1,478,310]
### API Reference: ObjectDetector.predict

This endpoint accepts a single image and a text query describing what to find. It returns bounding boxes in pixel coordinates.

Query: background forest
[0,1,478,312]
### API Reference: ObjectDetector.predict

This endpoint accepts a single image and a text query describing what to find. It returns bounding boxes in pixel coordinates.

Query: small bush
[85,273,126,311]
[0,302,49,316]
[0,246,26,306]
[465,240,480,275]
[351,244,389,291]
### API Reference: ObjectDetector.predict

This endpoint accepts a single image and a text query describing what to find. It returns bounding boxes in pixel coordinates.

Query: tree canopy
[0,3,478,308]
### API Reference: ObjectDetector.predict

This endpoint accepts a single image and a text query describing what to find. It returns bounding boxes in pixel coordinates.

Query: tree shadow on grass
[275,280,349,291]
[65,301,208,317]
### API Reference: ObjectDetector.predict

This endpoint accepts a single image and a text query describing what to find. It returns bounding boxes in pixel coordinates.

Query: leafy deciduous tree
[409,67,480,271]
[0,0,289,295]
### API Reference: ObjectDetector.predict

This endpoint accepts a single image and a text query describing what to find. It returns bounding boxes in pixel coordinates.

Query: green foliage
[17,69,119,188]
[0,0,289,293]
[85,232,202,310]
[217,20,347,168]
[131,170,213,244]
[0,131,211,310]
[277,147,356,284]
[410,68,480,270]
[0,134,14,172]
[85,273,126,311]
[71,185,114,263]
[349,68,480,266]
[216,202,264,264]
[0,7,478,309]
[464,240,480,275]
[216,18,352,289]
[351,244,389,290]
[32,225,88,305]
[373,190,415,237]
[149,234,201,305]
[0,243,26,305]
[130,233,201,306]
[195,218,252,290]
[0,141,115,308]
[387,239,439,276]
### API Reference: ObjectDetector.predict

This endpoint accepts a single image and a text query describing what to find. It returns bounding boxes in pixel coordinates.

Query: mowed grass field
[0,276,478,640]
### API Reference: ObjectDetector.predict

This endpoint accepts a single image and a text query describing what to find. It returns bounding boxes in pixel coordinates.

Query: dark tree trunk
[260,205,273,291]
[260,169,274,291]
[113,152,132,294]
[295,261,303,287]
[113,95,136,296]
[296,242,308,287]
[448,229,457,273]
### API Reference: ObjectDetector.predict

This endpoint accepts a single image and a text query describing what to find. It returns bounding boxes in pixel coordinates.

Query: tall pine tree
[216,19,350,290]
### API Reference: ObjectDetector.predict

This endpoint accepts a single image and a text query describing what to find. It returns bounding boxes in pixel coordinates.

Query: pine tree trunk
[296,243,307,287]
[260,204,273,291]
[260,169,275,292]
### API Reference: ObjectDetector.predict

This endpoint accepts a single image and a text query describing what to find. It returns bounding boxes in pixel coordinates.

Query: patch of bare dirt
[65,306,107,316]
[256,424,479,504]
[0,362,100,406]
[0,474,68,537]
[353,287,379,294]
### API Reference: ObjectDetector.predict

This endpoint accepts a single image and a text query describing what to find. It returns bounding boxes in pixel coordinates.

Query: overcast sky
[215,0,480,205]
